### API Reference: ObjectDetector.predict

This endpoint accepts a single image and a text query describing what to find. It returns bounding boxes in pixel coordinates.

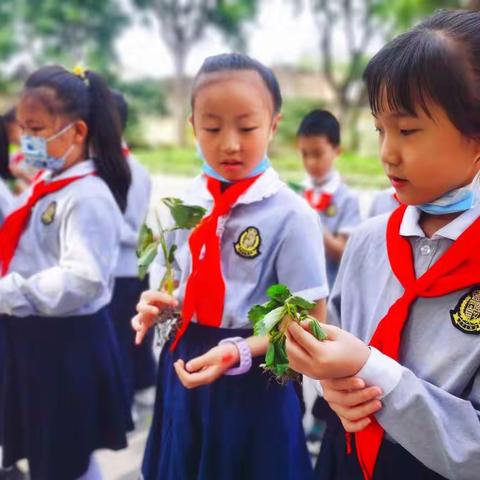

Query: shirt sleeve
[275,208,329,301]
[360,353,480,480]
[0,195,120,317]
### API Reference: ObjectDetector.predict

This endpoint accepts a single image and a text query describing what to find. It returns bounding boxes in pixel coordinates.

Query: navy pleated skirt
[109,276,156,405]
[142,322,314,480]
[0,308,133,480]
[315,421,447,480]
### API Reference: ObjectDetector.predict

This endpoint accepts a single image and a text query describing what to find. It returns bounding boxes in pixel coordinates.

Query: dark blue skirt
[0,308,133,480]
[142,323,314,480]
[109,276,156,405]
[315,423,447,480]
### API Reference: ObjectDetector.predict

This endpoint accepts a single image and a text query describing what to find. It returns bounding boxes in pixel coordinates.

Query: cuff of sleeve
[357,347,403,398]
[293,285,329,302]
[0,273,27,315]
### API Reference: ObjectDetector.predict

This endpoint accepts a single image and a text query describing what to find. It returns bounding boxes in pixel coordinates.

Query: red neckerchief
[354,204,480,479]
[170,174,262,350]
[0,173,93,275]
[304,188,333,212]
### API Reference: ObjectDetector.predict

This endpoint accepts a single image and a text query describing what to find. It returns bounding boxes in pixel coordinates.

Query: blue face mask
[21,123,74,171]
[196,143,271,183]
[417,173,480,215]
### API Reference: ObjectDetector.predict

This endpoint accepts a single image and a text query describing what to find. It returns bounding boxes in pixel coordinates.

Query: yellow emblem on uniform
[450,288,480,334]
[41,201,57,225]
[234,226,261,259]
[325,203,337,217]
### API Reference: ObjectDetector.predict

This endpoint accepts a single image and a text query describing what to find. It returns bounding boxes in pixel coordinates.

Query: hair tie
[72,65,90,86]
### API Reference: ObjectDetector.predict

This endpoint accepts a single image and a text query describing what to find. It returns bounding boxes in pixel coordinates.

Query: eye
[203,128,220,133]
[400,129,419,136]
[241,127,258,132]
[375,126,384,135]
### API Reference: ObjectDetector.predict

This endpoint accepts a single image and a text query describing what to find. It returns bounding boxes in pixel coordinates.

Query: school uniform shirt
[0,178,14,225]
[154,167,329,329]
[0,160,123,317]
[368,187,400,218]
[302,171,361,288]
[114,155,151,278]
[327,206,480,480]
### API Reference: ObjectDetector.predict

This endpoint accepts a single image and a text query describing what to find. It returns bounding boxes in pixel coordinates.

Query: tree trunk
[173,49,188,147]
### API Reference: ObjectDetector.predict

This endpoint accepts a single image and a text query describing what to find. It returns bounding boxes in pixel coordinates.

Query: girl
[285,9,480,480]
[0,65,133,480]
[133,53,329,480]
[0,114,14,225]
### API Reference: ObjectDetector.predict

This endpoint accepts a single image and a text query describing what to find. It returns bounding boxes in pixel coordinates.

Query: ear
[73,120,88,144]
[271,113,282,135]
[335,145,342,156]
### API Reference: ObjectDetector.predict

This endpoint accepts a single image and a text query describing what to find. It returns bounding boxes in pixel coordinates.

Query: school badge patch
[234,226,261,259]
[325,203,337,217]
[41,201,57,225]
[450,288,480,334]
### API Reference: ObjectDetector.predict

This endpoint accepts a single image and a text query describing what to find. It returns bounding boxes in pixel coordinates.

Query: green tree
[132,0,259,146]
[15,0,130,75]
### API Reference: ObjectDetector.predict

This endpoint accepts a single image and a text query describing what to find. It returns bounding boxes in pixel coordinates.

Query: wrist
[218,337,252,376]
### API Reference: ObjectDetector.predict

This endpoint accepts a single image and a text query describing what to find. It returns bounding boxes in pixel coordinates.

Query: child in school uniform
[108,90,156,410]
[284,10,480,480]
[297,110,361,288]
[368,187,400,218]
[0,65,133,480]
[132,53,329,480]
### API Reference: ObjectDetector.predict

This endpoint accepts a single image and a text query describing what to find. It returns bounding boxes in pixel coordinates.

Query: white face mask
[20,123,75,171]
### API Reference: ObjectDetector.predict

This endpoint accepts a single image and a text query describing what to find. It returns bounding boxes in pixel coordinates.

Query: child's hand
[173,343,239,389]
[285,321,370,379]
[321,377,383,432]
[131,290,178,345]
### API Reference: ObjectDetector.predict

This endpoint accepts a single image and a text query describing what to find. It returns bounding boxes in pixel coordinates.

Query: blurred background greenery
[1,0,478,187]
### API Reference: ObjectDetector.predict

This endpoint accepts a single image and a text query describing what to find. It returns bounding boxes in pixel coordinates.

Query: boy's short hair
[297,109,340,147]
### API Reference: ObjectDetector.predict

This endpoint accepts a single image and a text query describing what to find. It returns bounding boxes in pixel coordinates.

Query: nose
[380,133,401,168]
[220,130,241,154]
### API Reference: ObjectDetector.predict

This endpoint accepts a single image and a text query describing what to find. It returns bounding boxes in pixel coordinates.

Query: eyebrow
[200,111,259,120]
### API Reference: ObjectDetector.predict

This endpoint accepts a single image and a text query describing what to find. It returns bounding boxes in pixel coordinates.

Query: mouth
[388,175,408,189]
[220,159,243,170]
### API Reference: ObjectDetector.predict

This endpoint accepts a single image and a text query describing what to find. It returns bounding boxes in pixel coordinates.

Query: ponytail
[84,71,131,212]
[0,115,12,181]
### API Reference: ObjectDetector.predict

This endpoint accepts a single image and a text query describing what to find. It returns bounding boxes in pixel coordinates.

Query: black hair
[364,9,480,139]
[191,53,282,114]
[0,115,12,180]
[24,65,131,211]
[3,107,16,125]
[110,89,128,132]
[297,109,341,146]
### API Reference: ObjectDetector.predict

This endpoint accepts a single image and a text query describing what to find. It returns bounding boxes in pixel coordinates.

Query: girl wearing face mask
[0,65,132,480]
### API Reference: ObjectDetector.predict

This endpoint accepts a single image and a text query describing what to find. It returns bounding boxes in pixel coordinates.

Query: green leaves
[266,284,291,303]
[162,197,207,229]
[254,306,285,336]
[248,283,326,380]
[138,243,158,280]
[137,197,207,288]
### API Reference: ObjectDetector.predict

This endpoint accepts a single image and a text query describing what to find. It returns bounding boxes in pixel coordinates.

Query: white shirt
[0,160,122,317]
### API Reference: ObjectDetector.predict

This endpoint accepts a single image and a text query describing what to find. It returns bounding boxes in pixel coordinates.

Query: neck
[419,211,462,238]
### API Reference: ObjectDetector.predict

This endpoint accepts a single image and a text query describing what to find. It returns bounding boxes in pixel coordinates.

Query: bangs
[364,27,471,122]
